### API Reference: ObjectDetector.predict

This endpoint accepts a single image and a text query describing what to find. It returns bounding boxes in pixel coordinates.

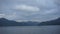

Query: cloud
[13,4,40,11]
[0,0,60,22]
[5,12,17,20]
[15,19,41,22]
[55,0,60,4]
[0,14,5,18]
[41,8,58,15]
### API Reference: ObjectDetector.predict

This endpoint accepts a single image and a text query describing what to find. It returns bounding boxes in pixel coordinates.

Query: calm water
[0,25,60,34]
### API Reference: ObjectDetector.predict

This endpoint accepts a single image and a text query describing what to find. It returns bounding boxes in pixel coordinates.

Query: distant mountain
[38,18,60,26]
[0,18,60,26]
[0,18,21,26]
[0,18,38,26]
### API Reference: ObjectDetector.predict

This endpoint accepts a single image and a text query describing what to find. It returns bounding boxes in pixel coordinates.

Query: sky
[0,0,60,22]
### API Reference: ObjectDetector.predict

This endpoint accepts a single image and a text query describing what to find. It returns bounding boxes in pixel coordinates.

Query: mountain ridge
[38,17,60,26]
[0,18,38,26]
[0,18,60,26]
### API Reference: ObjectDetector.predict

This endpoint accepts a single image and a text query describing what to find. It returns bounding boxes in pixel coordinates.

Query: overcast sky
[0,0,60,22]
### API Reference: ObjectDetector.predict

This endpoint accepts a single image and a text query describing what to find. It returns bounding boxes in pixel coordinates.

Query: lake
[0,25,60,34]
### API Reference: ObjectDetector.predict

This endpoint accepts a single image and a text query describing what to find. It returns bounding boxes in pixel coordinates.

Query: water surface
[0,25,60,34]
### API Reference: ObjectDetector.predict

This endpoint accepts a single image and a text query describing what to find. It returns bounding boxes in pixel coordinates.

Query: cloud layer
[0,0,60,22]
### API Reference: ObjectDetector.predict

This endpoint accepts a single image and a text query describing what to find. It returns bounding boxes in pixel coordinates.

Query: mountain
[0,18,22,26]
[0,18,60,26]
[0,18,38,26]
[38,18,60,26]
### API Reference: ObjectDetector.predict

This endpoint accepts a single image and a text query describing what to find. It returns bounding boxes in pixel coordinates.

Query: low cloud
[0,14,5,18]
[5,12,17,20]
